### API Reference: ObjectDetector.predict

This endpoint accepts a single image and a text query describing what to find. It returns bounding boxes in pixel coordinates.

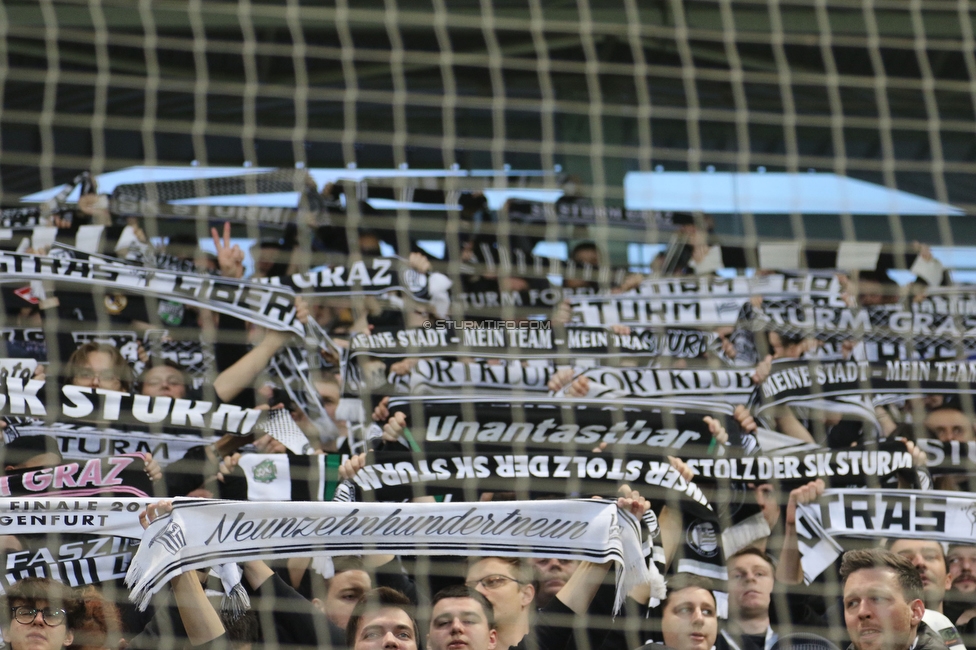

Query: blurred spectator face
[923,395,945,411]
[316,380,341,421]
[359,233,382,256]
[768,332,805,360]
[141,365,187,399]
[924,408,975,443]
[947,545,976,595]
[72,351,122,392]
[531,558,578,606]
[888,540,949,610]
[351,607,418,650]
[753,484,781,530]
[464,559,532,630]
[254,243,288,277]
[565,244,600,290]
[858,280,899,306]
[572,246,599,268]
[315,570,370,631]
[4,597,74,650]
[426,597,497,650]
[311,302,336,327]
[661,587,717,650]
[727,553,774,620]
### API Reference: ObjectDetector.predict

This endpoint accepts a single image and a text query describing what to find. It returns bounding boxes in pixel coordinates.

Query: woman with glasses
[0,577,83,650]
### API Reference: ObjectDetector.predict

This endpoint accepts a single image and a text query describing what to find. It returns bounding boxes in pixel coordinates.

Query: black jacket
[845,623,945,650]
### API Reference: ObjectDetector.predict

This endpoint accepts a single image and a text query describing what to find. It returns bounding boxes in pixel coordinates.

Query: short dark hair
[728,547,775,571]
[948,543,976,555]
[839,549,924,603]
[885,538,946,563]
[138,358,188,382]
[431,585,495,631]
[925,405,972,427]
[220,608,260,649]
[663,574,716,609]
[0,578,83,630]
[310,556,367,601]
[570,242,599,262]
[345,587,417,649]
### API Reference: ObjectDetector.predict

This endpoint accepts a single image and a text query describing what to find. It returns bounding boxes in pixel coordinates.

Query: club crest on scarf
[149,520,187,555]
[252,459,278,484]
[686,519,719,558]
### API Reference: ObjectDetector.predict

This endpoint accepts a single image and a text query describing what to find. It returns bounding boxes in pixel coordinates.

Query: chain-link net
[2,3,976,650]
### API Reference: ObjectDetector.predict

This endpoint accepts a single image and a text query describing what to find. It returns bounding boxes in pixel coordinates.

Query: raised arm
[776,479,825,585]
[555,493,649,615]
[140,501,225,646]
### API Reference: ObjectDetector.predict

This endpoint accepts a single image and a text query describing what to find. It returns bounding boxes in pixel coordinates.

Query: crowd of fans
[0,181,974,650]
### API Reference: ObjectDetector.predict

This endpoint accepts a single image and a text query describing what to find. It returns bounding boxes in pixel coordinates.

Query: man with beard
[946,544,976,625]
[945,544,976,649]
[716,549,777,650]
[947,545,976,598]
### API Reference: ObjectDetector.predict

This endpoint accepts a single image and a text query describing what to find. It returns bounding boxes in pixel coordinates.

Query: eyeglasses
[11,606,67,627]
[74,369,118,382]
[464,575,524,591]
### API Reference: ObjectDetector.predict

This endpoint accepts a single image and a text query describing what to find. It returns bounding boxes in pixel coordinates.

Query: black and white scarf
[7,424,208,467]
[382,395,742,453]
[0,376,264,436]
[126,498,651,614]
[0,251,303,334]
[348,325,718,362]
[795,488,976,583]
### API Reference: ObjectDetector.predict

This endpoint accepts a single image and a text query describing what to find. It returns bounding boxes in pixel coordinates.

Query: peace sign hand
[211,222,244,279]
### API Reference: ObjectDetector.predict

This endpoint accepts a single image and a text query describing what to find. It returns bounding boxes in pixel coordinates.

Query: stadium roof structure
[625,171,965,216]
[19,166,565,212]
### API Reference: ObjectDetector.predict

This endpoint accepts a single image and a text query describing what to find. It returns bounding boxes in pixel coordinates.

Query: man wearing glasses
[460,493,651,650]
[0,577,82,650]
[465,558,535,650]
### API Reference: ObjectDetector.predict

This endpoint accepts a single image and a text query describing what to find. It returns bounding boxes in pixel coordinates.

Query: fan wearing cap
[0,577,83,650]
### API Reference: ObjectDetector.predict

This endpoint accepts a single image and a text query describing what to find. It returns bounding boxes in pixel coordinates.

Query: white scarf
[125,498,650,614]
[796,488,976,582]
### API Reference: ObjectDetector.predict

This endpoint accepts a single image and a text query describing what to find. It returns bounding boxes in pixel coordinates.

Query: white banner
[125,498,649,613]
